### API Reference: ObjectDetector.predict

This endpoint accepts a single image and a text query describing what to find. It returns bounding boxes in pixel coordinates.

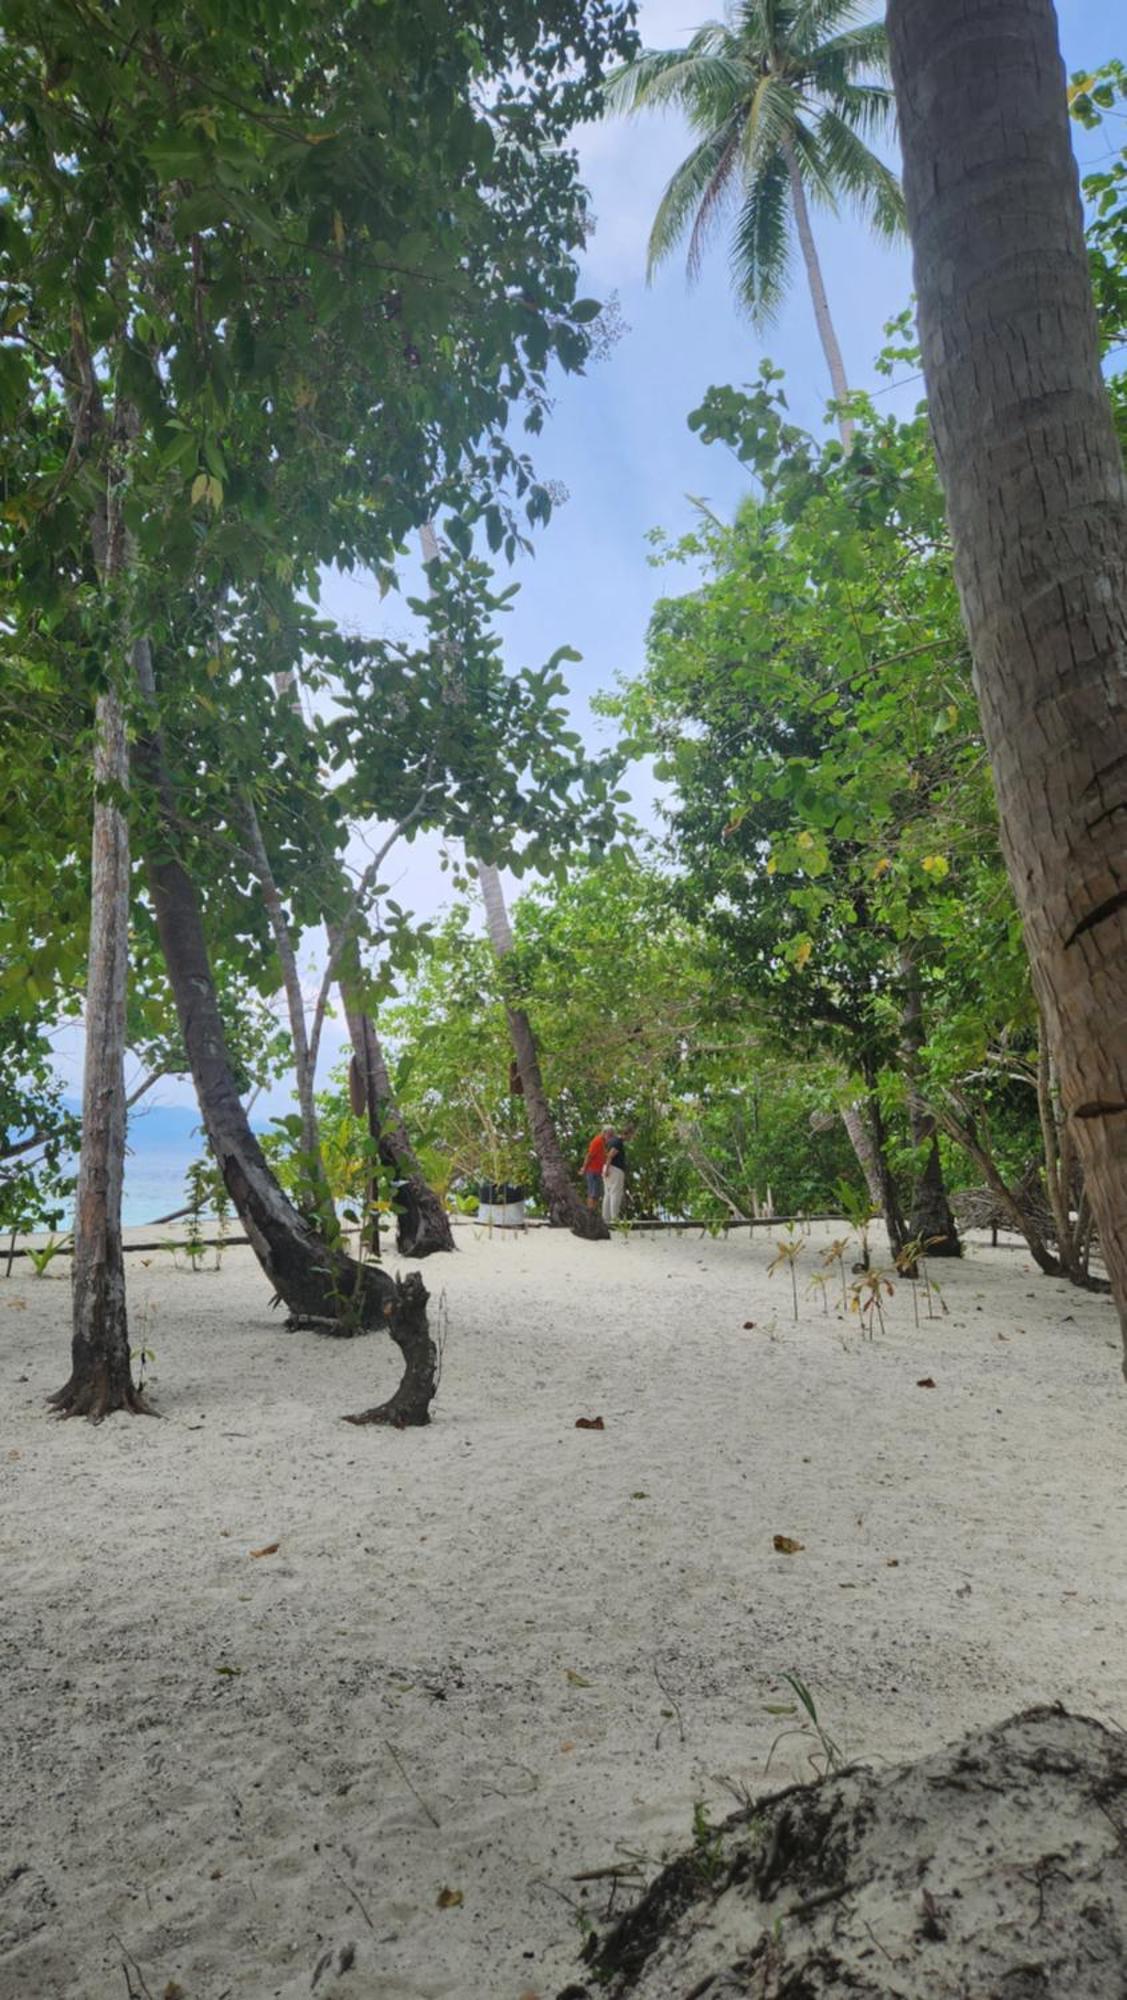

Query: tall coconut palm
[888,0,1127,1358]
[604,0,903,447]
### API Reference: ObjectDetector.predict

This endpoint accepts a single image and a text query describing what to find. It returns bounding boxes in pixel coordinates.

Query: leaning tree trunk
[478,860,609,1240]
[782,138,854,453]
[840,1101,885,1213]
[131,646,434,1417]
[239,796,334,1222]
[52,669,144,1419]
[899,951,961,1256]
[330,925,455,1258]
[889,0,1127,1364]
[271,667,452,1259]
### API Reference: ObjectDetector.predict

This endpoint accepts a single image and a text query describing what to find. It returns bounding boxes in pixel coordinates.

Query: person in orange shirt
[582,1126,612,1213]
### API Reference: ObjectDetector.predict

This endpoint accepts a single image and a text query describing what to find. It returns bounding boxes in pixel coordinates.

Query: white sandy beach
[2,1221,1126,2000]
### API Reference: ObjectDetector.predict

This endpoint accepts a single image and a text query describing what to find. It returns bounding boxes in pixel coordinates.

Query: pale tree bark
[478,860,609,1239]
[840,1101,884,1212]
[52,670,143,1418]
[52,410,146,1419]
[889,0,1127,1362]
[131,647,435,1418]
[782,139,854,452]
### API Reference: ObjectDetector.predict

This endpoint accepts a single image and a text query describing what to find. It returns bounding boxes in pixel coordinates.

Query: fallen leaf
[436,1887,463,1909]
[916,1377,936,1389]
[7,1449,21,1461]
[575,1416,605,1430]
[249,1542,280,1558]
[886,1558,900,1568]
[565,1668,593,1687]
[560,1740,575,1753]
[773,1535,804,1555]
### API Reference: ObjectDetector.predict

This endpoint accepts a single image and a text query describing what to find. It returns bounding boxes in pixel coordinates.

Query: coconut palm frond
[730,147,792,324]
[648,122,746,280]
[786,114,840,212]
[790,0,871,55]
[809,17,894,88]
[602,34,742,118]
[740,71,800,175]
[817,75,897,141]
[816,109,905,236]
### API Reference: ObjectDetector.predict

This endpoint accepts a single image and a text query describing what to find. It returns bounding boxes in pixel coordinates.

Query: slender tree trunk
[238,796,334,1221]
[52,422,145,1418]
[864,1068,911,1265]
[478,860,609,1239]
[934,1101,1061,1277]
[131,647,435,1412]
[899,951,961,1256]
[782,139,854,451]
[52,673,144,1419]
[329,925,455,1257]
[840,1101,885,1212]
[889,0,1127,1363]
[272,669,452,1258]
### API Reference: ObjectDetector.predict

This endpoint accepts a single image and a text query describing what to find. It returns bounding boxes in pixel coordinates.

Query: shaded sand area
[2,1222,1126,1999]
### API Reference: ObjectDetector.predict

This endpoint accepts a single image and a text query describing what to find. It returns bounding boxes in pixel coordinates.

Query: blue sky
[109,0,1125,1114]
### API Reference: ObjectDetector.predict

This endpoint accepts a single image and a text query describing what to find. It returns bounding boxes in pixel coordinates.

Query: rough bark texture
[783,139,854,451]
[131,651,432,1385]
[899,954,961,1257]
[566,1707,1127,1999]
[53,672,144,1420]
[888,0,1127,1361]
[479,860,609,1240]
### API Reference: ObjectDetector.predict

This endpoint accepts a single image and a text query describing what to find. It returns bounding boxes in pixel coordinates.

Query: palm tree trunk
[478,861,609,1239]
[781,139,854,451]
[889,0,1127,1362]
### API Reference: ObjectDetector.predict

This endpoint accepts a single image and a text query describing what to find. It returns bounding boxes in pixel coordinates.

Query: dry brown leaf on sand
[565,1668,593,1687]
[249,1542,280,1558]
[436,1887,463,1909]
[575,1415,605,1430]
[773,1535,805,1555]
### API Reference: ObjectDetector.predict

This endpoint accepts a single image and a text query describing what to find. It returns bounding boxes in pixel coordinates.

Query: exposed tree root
[48,1367,155,1423]
[340,1272,437,1427]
